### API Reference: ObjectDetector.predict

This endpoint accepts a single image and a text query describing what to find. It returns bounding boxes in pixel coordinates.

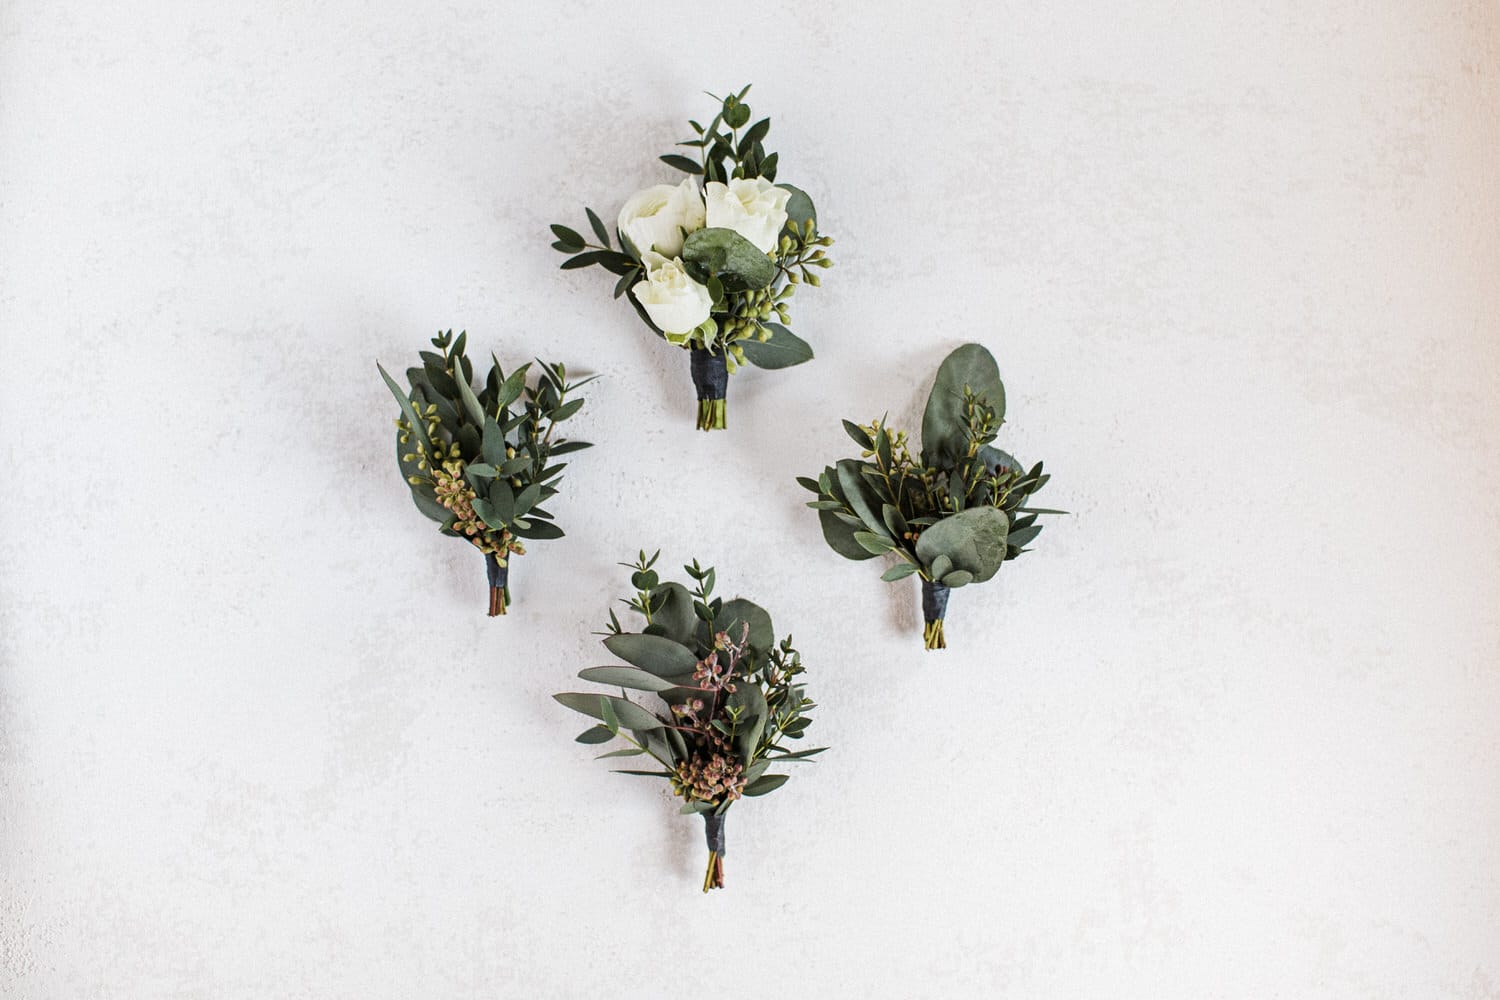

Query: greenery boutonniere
[556,552,824,890]
[551,85,833,431]
[799,344,1060,649]
[378,331,595,616]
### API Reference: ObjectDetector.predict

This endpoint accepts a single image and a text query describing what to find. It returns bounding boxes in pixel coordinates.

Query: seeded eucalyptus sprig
[550,85,833,431]
[378,331,596,616]
[555,552,824,891]
[798,344,1061,649]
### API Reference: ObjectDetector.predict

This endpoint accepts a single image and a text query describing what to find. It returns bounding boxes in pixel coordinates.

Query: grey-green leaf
[553,692,664,731]
[602,633,699,678]
[681,226,775,291]
[921,343,1005,468]
[818,508,880,561]
[881,561,919,582]
[736,324,813,369]
[915,506,1010,583]
[578,666,677,693]
[743,773,789,797]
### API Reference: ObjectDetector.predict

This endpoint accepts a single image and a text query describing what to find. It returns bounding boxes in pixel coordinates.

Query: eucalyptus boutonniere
[378,331,595,615]
[551,85,833,430]
[556,552,824,890]
[799,345,1060,648]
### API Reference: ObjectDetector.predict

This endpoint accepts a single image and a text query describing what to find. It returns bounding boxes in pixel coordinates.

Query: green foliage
[378,330,595,563]
[797,344,1058,633]
[557,553,825,819]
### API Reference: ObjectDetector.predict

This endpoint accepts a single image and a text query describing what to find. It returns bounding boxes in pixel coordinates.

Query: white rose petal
[632,251,714,337]
[617,178,706,258]
[703,177,792,254]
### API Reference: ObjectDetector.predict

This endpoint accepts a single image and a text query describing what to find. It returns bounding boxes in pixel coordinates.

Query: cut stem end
[696,398,727,431]
[923,618,946,650]
[701,850,725,892]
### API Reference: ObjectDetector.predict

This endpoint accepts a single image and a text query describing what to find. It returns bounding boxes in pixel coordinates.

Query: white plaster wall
[2,2,1498,997]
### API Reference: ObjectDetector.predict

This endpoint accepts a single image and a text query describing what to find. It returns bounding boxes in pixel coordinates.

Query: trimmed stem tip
[702,850,725,891]
[923,618,946,650]
[921,579,951,651]
[484,551,511,618]
[690,347,728,432]
[696,398,727,431]
[701,811,726,891]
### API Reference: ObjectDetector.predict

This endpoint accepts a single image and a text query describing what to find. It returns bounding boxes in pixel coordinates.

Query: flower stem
[923,618,946,650]
[696,397,726,431]
[701,810,727,891]
[484,551,511,618]
[702,850,724,891]
[689,347,728,432]
[920,579,950,650]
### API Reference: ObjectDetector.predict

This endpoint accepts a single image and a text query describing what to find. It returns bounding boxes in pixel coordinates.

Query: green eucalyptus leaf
[921,344,1005,468]
[553,692,664,731]
[779,184,815,237]
[881,561,919,582]
[835,460,886,535]
[575,725,614,745]
[853,531,895,555]
[914,506,1010,583]
[602,633,698,678]
[818,508,879,561]
[743,773,789,797]
[578,666,678,692]
[643,582,697,646]
[941,569,975,587]
[714,598,774,656]
[681,227,775,291]
[736,324,812,369]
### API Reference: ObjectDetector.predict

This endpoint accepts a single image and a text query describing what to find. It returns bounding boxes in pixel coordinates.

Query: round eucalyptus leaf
[915,506,1010,583]
[714,598,774,656]
[682,226,775,292]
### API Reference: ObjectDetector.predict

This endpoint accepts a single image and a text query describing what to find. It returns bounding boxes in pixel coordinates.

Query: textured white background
[2,1,1498,997]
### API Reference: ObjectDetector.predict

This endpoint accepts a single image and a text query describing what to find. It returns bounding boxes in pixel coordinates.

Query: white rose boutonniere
[553,85,832,430]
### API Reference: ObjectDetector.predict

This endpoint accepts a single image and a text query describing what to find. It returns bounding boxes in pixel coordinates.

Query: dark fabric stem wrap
[689,347,729,401]
[484,551,509,591]
[921,579,951,623]
[702,811,726,856]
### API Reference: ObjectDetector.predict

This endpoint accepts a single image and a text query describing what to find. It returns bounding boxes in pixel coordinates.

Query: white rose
[632,251,714,339]
[703,177,792,254]
[617,178,706,258]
